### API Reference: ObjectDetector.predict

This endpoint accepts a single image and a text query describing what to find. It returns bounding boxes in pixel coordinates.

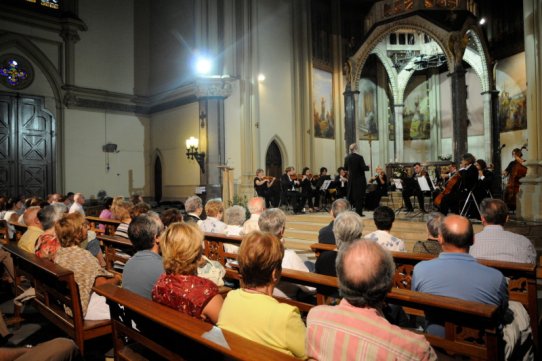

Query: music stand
[460,189,481,219]
[319,180,333,211]
[393,179,410,215]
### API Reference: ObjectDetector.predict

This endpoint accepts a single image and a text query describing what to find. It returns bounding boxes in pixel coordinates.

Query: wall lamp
[185,136,205,173]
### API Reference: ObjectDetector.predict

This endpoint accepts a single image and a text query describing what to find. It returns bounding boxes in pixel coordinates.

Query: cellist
[437,153,478,215]
[503,148,527,211]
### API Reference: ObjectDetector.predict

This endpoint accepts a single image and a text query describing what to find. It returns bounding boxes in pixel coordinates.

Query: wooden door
[0,94,55,198]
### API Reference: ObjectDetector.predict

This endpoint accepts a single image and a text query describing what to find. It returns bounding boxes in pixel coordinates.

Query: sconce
[185,136,205,173]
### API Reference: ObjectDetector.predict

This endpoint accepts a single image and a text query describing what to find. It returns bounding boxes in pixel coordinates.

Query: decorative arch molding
[0,33,63,102]
[266,136,288,168]
[463,25,493,92]
[370,43,400,102]
[351,15,454,92]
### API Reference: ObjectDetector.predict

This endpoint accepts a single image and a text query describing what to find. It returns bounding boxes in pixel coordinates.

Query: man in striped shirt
[306,239,436,361]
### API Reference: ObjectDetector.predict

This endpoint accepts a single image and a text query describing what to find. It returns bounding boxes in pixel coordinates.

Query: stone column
[485,90,503,198]
[393,104,404,161]
[450,64,468,163]
[60,26,80,85]
[518,0,542,221]
[196,77,233,201]
[343,84,359,151]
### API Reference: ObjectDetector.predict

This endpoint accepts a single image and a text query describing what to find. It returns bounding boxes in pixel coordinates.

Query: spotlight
[195,57,212,75]
[479,17,486,25]
[257,74,266,82]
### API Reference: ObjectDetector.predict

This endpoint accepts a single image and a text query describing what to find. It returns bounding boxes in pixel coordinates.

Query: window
[0,54,34,90]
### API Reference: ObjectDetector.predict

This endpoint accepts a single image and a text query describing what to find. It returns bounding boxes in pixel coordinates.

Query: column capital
[195,76,234,99]
[60,27,80,44]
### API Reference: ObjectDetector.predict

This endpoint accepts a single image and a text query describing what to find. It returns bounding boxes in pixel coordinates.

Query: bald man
[412,214,508,337]
[307,239,436,360]
[17,206,44,253]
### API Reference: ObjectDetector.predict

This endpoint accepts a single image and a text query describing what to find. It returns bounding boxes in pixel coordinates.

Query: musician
[254,169,277,208]
[441,162,458,182]
[401,163,428,213]
[365,166,388,210]
[343,143,369,217]
[503,148,527,211]
[300,167,319,212]
[334,167,349,199]
[314,167,332,209]
[438,153,478,215]
[474,159,494,202]
[280,166,304,214]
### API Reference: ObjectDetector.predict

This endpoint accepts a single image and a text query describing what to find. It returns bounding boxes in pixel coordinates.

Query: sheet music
[320,180,332,191]
[393,178,403,190]
[417,176,431,192]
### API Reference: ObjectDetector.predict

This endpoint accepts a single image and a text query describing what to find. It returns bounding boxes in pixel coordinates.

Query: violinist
[280,166,304,214]
[437,153,478,215]
[254,169,277,208]
[334,167,349,199]
[401,163,428,213]
[300,167,319,212]
[365,166,388,210]
[503,148,527,211]
[314,167,332,208]
[474,159,494,202]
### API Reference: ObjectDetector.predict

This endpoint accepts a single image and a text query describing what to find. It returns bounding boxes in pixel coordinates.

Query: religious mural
[357,78,378,140]
[403,76,431,140]
[312,68,335,139]
[496,53,527,133]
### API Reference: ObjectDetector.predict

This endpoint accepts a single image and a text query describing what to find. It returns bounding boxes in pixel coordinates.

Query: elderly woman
[113,200,133,238]
[199,199,227,234]
[54,213,119,320]
[152,223,223,323]
[223,205,246,254]
[35,204,68,259]
[217,231,307,359]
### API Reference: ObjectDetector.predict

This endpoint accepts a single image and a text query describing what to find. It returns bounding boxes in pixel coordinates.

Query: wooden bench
[0,219,10,243]
[93,283,298,361]
[3,242,111,354]
[86,216,120,236]
[96,234,134,273]
[311,242,540,348]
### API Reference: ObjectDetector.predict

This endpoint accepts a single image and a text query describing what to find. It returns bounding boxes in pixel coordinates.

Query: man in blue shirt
[412,214,508,337]
[122,213,165,299]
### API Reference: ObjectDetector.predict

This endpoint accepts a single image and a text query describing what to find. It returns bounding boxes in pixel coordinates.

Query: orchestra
[252,149,520,218]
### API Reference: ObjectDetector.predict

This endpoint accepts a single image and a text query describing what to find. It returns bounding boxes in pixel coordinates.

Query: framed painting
[358,78,378,140]
[312,68,335,139]
[496,53,527,132]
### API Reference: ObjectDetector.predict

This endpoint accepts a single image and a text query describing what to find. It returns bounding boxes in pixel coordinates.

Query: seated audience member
[0,337,80,361]
[35,204,67,259]
[307,239,436,360]
[317,198,350,245]
[315,211,363,277]
[412,215,508,337]
[3,198,23,239]
[241,197,265,235]
[217,232,306,359]
[113,200,133,238]
[123,214,165,299]
[160,208,184,228]
[183,195,204,224]
[130,202,151,219]
[17,197,42,224]
[224,205,246,237]
[258,208,315,299]
[47,193,63,204]
[64,192,75,208]
[97,197,113,232]
[54,213,119,320]
[199,199,227,234]
[130,194,144,205]
[470,198,536,263]
[68,193,86,216]
[152,223,223,323]
[17,206,44,253]
[412,212,444,255]
[365,206,406,251]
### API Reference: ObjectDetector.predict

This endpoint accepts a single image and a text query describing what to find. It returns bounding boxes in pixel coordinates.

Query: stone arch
[265,136,286,178]
[152,149,165,202]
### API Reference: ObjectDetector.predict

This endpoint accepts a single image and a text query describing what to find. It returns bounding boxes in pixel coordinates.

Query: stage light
[195,57,212,75]
[479,18,486,25]
[257,73,266,82]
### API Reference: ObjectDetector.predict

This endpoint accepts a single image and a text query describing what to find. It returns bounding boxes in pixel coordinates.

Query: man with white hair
[68,193,85,216]
[241,197,265,235]
[343,143,369,217]
[183,195,203,224]
[318,198,350,245]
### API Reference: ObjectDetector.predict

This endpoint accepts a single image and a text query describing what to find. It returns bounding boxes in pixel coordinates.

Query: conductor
[344,143,369,216]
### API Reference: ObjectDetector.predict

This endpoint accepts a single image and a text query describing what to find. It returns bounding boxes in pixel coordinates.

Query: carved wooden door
[0,94,55,198]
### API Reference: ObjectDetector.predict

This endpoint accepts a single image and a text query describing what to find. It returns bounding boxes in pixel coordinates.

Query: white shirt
[241,214,260,235]
[69,202,85,216]
[365,230,406,252]
[274,247,316,299]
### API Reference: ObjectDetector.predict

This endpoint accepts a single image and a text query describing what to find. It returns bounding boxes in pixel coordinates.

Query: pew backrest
[86,216,121,236]
[93,283,298,361]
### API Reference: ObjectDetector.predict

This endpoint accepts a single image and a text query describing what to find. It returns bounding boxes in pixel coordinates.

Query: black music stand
[319,180,333,212]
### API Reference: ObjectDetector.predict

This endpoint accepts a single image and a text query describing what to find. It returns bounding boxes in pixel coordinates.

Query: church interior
[1,0,542,358]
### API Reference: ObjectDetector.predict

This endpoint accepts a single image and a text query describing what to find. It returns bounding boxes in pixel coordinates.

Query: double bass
[434,172,461,207]
[503,161,527,210]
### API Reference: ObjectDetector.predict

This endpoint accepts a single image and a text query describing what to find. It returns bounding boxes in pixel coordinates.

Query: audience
[224,205,246,237]
[113,200,133,238]
[68,193,85,216]
[35,204,67,259]
[97,197,113,232]
[17,207,44,253]
[470,198,536,263]
[123,214,164,299]
[130,202,151,219]
[217,231,306,359]
[3,198,23,239]
[199,199,227,234]
[241,197,265,235]
[365,206,406,251]
[307,239,436,360]
[412,212,443,255]
[412,215,508,337]
[54,213,119,320]
[183,195,204,224]
[258,208,315,299]
[160,208,184,228]
[152,223,223,323]
[47,193,63,205]
[317,198,350,245]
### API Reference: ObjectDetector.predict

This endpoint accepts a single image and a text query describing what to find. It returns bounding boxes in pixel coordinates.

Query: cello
[434,172,461,207]
[503,160,527,210]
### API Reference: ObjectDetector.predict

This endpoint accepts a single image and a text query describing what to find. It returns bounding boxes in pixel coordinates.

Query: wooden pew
[86,216,121,236]
[311,242,540,349]
[96,234,134,273]
[93,283,298,361]
[3,242,111,355]
[0,219,10,243]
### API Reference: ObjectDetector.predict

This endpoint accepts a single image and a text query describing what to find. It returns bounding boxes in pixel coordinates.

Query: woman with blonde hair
[113,200,133,238]
[199,199,227,234]
[152,223,223,323]
[217,231,306,358]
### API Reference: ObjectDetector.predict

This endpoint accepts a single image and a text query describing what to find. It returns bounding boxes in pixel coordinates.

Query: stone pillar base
[516,162,542,222]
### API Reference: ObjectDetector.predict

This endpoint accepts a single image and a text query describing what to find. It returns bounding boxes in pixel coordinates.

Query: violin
[434,172,460,207]
[262,176,276,182]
